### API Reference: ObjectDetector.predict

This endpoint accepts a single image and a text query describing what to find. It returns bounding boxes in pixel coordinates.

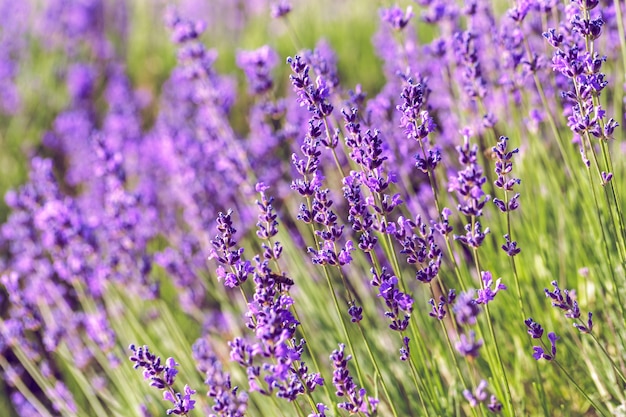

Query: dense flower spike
[371,267,413,332]
[476,271,507,305]
[330,344,379,415]
[129,345,196,415]
[209,210,253,288]
[525,318,544,339]
[455,330,483,358]
[237,46,278,96]
[450,130,490,219]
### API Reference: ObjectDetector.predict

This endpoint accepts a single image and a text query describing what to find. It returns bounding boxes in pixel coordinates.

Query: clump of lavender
[209,187,324,410]
[129,345,196,416]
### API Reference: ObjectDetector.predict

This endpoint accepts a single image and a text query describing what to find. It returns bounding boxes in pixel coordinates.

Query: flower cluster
[525,319,560,362]
[330,344,379,416]
[545,281,593,334]
[129,345,196,416]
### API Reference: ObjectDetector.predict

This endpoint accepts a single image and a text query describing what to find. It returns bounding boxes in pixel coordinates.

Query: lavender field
[1,0,626,416]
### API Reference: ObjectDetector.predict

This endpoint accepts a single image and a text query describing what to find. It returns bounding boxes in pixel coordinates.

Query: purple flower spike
[455,331,483,358]
[129,345,196,414]
[271,1,292,18]
[574,312,594,334]
[348,302,363,323]
[309,403,328,417]
[501,234,520,256]
[237,46,278,96]
[533,332,559,361]
[463,380,488,407]
[380,6,413,31]
[545,281,581,319]
[601,171,613,185]
[163,384,196,415]
[475,271,506,305]
[373,268,413,332]
[524,318,544,339]
[330,344,378,416]
[488,395,503,413]
[453,291,481,326]
[399,337,410,361]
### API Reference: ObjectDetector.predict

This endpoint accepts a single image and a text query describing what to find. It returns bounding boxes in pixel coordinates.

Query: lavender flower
[380,6,413,31]
[287,55,333,120]
[309,403,329,417]
[270,1,291,18]
[391,215,442,284]
[399,336,411,361]
[209,210,253,288]
[455,330,483,358]
[348,301,363,323]
[371,267,413,332]
[532,332,559,361]
[475,271,507,305]
[463,379,488,407]
[492,136,521,218]
[237,46,278,96]
[453,290,481,326]
[463,379,502,412]
[524,318,544,339]
[449,130,490,220]
[193,337,248,417]
[545,281,593,333]
[429,289,456,320]
[330,344,379,415]
[129,345,196,415]
[163,385,196,416]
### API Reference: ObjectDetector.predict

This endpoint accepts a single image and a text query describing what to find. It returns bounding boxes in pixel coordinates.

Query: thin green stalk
[415,135,467,292]
[581,151,626,326]
[587,331,626,385]
[12,346,84,417]
[319,265,365,387]
[552,359,610,417]
[355,324,402,417]
[470,239,516,417]
[406,352,433,417]
[0,355,54,417]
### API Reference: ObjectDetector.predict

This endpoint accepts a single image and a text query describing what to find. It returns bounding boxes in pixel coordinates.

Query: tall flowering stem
[451,130,516,416]
[492,136,525,319]
[396,75,466,293]
[545,280,626,385]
